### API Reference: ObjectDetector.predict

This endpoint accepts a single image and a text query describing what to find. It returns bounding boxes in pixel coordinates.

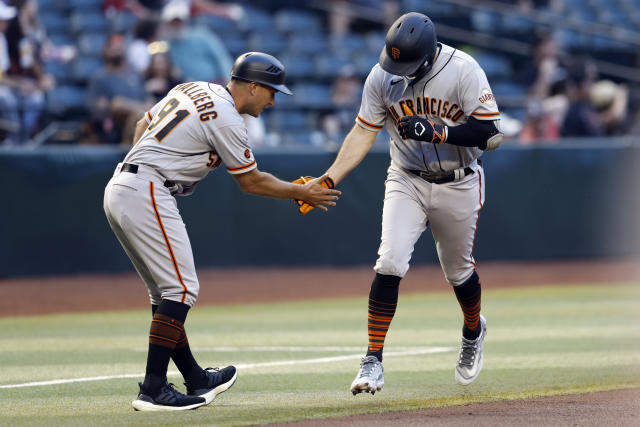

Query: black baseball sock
[365,273,400,362]
[142,299,190,394]
[453,271,482,340]
[151,303,204,386]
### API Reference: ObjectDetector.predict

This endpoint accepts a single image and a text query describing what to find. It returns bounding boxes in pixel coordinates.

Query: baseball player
[103,52,341,411]
[299,12,502,394]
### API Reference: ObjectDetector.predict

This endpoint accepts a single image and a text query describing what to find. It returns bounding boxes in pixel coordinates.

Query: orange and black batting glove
[398,104,447,144]
[292,176,335,215]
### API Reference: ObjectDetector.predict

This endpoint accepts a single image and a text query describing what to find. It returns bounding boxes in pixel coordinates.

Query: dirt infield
[1,258,638,425]
[272,387,640,427]
[1,258,639,317]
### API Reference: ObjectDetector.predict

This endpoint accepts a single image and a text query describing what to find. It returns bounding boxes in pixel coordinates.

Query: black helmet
[231,52,293,95]
[379,12,438,77]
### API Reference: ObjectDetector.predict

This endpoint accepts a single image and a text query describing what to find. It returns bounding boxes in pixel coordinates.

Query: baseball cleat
[132,381,206,411]
[185,366,237,405]
[455,314,487,385]
[350,355,384,395]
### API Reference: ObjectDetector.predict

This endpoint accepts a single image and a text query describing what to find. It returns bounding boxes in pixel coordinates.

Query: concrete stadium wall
[1,141,638,277]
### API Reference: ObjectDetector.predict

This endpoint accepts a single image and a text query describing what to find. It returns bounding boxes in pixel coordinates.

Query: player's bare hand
[301,174,340,211]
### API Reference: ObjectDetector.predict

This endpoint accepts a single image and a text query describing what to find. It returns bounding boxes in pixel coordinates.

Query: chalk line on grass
[0,347,453,389]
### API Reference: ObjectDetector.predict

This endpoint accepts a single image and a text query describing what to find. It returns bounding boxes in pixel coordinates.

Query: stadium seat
[292,84,333,109]
[40,12,68,33]
[71,57,103,83]
[70,12,109,34]
[274,9,321,34]
[472,51,512,79]
[327,34,365,57]
[276,55,313,80]
[193,14,237,35]
[67,0,102,12]
[236,6,273,33]
[44,61,72,83]
[47,85,87,114]
[77,33,107,56]
[287,33,327,55]
[247,32,286,56]
[314,55,351,79]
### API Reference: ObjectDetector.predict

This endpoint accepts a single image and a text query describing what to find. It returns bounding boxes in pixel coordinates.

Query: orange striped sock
[365,273,400,361]
[453,271,482,340]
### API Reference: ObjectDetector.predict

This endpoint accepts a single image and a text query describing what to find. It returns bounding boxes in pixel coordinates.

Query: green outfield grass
[1,283,639,426]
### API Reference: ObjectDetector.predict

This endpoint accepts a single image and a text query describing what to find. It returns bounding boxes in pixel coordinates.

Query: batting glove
[397,116,447,144]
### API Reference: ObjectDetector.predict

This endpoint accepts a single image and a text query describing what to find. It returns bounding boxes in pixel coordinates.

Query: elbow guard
[446,117,503,151]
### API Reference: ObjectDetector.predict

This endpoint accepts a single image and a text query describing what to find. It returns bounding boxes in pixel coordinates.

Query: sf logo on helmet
[391,47,400,60]
[414,121,426,136]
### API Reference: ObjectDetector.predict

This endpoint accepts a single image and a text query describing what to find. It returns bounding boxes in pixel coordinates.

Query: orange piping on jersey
[227,159,257,172]
[150,181,188,303]
[357,114,384,129]
[469,171,483,269]
[470,112,500,118]
[146,111,153,122]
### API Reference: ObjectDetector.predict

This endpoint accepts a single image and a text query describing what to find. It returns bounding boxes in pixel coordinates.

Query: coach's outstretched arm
[326,124,378,185]
[234,169,341,212]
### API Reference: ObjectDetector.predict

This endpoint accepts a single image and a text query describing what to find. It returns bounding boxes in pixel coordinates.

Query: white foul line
[0,347,452,389]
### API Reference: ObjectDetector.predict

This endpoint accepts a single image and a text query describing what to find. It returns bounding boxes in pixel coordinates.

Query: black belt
[405,166,474,184]
[121,163,175,188]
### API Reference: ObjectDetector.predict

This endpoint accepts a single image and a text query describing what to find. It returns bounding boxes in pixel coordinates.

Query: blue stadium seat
[265,110,309,132]
[292,84,333,109]
[471,10,500,33]
[47,85,87,114]
[287,33,327,55]
[314,55,351,79]
[472,51,512,79]
[223,35,248,57]
[278,55,313,80]
[193,14,237,35]
[108,11,137,33]
[363,32,385,56]
[327,34,365,57]
[247,32,285,56]
[67,0,102,12]
[71,57,103,83]
[274,9,321,34]
[40,12,68,33]
[77,33,107,56]
[237,6,273,33]
[44,61,72,83]
[70,12,109,34]
[491,81,527,101]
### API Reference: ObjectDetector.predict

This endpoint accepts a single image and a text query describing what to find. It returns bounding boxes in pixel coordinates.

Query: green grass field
[1,283,639,426]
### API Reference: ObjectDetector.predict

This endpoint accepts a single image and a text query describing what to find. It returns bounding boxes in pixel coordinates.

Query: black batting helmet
[379,12,438,77]
[231,52,292,95]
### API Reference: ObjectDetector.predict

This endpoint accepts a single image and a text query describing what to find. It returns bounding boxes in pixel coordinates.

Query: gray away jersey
[124,82,256,195]
[356,43,500,172]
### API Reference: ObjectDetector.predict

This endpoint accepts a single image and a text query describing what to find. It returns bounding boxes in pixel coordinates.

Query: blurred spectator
[86,33,152,144]
[328,0,397,36]
[520,32,567,100]
[103,0,164,19]
[161,1,232,83]
[589,80,628,136]
[0,2,19,144]
[144,51,181,101]
[519,72,569,143]
[321,64,362,147]
[561,61,605,137]
[127,18,160,74]
[4,0,56,142]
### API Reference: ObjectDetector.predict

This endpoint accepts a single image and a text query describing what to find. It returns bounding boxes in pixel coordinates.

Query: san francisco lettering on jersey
[174,82,218,122]
[389,97,464,124]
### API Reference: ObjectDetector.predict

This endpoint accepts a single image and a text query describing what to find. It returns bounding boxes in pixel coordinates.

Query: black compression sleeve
[445,117,497,150]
